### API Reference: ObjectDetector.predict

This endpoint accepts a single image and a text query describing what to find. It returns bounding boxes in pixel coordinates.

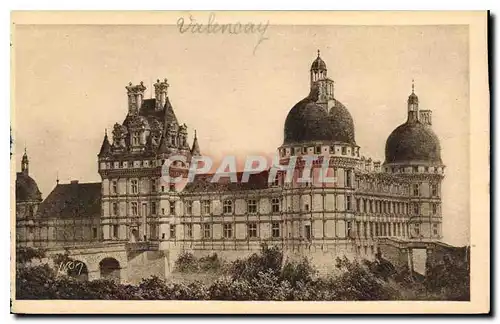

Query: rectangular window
[186,224,193,238]
[363,222,367,238]
[151,179,157,192]
[247,223,257,238]
[356,221,360,237]
[414,223,420,236]
[345,196,352,211]
[433,223,439,236]
[432,203,438,215]
[315,146,321,154]
[341,147,347,155]
[247,199,257,214]
[112,225,119,238]
[412,183,420,196]
[203,223,211,239]
[356,198,360,212]
[131,180,138,194]
[272,175,280,187]
[202,200,211,215]
[305,224,312,241]
[271,222,281,238]
[112,202,119,216]
[170,224,176,239]
[112,180,118,194]
[223,223,233,239]
[345,170,352,187]
[132,132,140,146]
[185,201,193,215]
[369,223,373,237]
[271,198,280,213]
[223,200,233,214]
[369,200,373,213]
[304,203,310,212]
[347,221,352,238]
[92,227,98,239]
[431,184,438,197]
[151,202,157,215]
[169,201,176,215]
[131,202,138,216]
[169,183,176,192]
[413,203,420,215]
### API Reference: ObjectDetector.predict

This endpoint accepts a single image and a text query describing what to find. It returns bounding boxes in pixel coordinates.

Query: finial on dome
[194,129,197,138]
[317,49,320,57]
[412,79,415,94]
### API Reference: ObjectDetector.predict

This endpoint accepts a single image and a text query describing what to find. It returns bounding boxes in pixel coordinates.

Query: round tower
[383,82,445,240]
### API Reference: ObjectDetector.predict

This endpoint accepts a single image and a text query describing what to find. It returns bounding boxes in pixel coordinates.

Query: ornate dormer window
[132,132,140,146]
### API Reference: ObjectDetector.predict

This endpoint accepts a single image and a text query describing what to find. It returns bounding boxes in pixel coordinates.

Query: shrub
[174,251,198,272]
[230,243,283,281]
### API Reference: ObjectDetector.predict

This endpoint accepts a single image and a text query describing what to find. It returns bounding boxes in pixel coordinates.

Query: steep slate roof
[37,182,101,219]
[122,97,178,129]
[98,132,112,157]
[183,170,271,193]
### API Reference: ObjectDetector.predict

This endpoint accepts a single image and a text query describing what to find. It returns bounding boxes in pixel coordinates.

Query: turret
[191,130,201,156]
[98,129,112,158]
[310,50,335,109]
[21,148,29,175]
[407,80,419,123]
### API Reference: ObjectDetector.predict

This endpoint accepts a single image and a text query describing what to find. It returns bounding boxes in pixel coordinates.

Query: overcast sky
[14,24,469,246]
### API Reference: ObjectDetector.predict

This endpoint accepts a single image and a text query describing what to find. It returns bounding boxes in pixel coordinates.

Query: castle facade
[16,52,445,275]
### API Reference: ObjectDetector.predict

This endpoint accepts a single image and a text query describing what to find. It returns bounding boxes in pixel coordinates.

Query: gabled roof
[37,182,101,219]
[183,170,271,193]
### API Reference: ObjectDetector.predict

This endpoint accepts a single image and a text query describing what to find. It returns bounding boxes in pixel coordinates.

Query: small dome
[329,100,356,145]
[385,121,442,164]
[311,55,327,71]
[16,172,42,202]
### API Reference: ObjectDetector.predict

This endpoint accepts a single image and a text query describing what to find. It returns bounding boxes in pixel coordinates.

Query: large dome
[385,121,442,164]
[329,100,356,145]
[283,85,356,145]
[283,97,333,145]
[16,172,42,202]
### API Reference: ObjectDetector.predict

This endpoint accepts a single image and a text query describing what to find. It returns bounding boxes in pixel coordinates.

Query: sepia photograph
[10,11,489,314]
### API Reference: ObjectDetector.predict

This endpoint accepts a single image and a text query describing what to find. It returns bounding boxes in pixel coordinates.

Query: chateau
[15,52,445,281]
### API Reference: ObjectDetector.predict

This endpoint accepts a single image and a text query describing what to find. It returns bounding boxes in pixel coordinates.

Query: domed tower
[16,149,42,247]
[384,81,445,241]
[277,52,360,258]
